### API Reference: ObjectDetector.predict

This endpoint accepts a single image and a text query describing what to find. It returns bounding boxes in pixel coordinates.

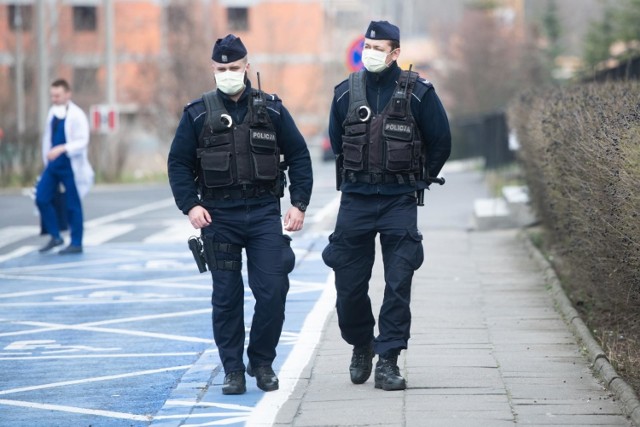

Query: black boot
[247,363,279,392]
[374,354,406,391]
[222,371,246,395]
[349,343,374,384]
[39,237,64,252]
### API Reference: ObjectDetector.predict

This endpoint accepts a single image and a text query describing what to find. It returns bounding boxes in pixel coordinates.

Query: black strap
[212,242,242,254]
[202,184,273,200]
[345,71,369,124]
[202,90,230,133]
[348,171,419,185]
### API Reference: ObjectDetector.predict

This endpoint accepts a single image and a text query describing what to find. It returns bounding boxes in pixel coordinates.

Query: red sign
[90,104,119,134]
[346,36,365,72]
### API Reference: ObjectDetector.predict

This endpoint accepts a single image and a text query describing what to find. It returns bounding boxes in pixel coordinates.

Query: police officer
[322,21,451,391]
[168,35,313,395]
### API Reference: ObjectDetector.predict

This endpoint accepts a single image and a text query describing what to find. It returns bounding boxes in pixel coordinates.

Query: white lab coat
[41,101,94,198]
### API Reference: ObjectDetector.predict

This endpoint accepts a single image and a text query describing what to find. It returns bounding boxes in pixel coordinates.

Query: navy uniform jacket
[329,61,451,195]
[168,80,313,214]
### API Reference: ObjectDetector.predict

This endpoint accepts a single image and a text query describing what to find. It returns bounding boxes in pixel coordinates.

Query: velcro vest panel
[341,70,424,181]
[197,90,279,195]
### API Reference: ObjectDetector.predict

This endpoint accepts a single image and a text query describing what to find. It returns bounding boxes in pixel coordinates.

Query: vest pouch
[383,119,414,172]
[341,134,367,171]
[249,129,278,180]
[250,129,277,154]
[200,150,234,188]
[383,119,413,141]
[345,123,367,136]
[385,140,414,172]
[203,132,233,148]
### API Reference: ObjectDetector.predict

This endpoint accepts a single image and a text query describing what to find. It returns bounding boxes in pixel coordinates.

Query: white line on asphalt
[12,321,213,343]
[0,308,210,339]
[0,352,200,360]
[163,400,252,411]
[244,271,337,427]
[0,399,151,422]
[0,364,192,396]
[0,246,38,263]
[0,226,39,249]
[83,223,136,246]
[182,416,250,426]
[0,274,208,299]
[0,297,205,308]
[84,197,176,228]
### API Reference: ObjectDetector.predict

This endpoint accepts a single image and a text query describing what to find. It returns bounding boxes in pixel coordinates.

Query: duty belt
[348,171,418,185]
[202,184,272,200]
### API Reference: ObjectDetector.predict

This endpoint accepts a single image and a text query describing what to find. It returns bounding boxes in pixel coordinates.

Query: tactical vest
[197,89,280,199]
[341,70,425,185]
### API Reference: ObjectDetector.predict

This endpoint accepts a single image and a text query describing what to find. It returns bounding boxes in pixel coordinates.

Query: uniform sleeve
[168,110,201,215]
[414,88,451,178]
[273,104,313,206]
[328,95,345,154]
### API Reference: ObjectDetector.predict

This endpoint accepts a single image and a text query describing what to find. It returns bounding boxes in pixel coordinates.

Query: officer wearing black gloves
[322,21,451,391]
[168,34,313,395]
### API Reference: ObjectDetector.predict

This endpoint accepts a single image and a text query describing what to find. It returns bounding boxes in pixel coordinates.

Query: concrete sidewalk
[273,173,633,426]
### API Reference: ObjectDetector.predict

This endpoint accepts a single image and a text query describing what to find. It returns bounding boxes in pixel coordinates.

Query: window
[8,5,33,31]
[73,6,97,32]
[73,67,98,93]
[227,7,248,32]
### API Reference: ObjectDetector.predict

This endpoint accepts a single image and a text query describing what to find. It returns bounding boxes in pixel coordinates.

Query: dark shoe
[59,245,83,255]
[39,237,64,252]
[349,343,374,384]
[222,371,246,395]
[247,363,279,392]
[374,355,406,391]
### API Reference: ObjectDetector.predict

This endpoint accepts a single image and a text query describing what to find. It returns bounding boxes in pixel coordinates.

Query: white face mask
[362,49,393,73]
[215,70,246,95]
[51,104,67,119]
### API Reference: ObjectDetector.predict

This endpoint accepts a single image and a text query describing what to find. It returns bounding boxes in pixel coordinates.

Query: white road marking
[0,352,199,361]
[248,272,336,427]
[0,246,38,263]
[4,339,120,353]
[0,364,192,396]
[0,399,151,422]
[83,197,175,228]
[12,321,213,343]
[0,226,39,249]
[144,219,194,243]
[0,275,207,299]
[83,223,136,246]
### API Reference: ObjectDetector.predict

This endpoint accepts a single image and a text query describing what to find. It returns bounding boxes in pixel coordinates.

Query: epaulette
[412,77,434,100]
[333,79,350,101]
[183,97,204,112]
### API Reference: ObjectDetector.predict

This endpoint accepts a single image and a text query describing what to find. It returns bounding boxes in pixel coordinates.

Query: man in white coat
[36,79,94,254]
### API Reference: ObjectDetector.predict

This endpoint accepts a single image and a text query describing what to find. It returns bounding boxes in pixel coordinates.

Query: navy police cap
[365,20,400,42]
[212,34,247,63]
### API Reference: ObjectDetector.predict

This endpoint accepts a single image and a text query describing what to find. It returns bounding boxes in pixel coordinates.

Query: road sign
[346,36,365,72]
[90,104,119,134]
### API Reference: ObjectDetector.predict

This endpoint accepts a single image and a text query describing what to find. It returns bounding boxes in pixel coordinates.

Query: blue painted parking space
[0,234,331,426]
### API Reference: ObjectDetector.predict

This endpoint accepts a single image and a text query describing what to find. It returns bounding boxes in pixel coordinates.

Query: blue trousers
[202,201,295,374]
[35,163,84,246]
[322,192,424,356]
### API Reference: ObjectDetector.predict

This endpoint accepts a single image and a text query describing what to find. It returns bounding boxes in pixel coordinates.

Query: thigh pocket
[322,231,345,269]
[282,235,295,274]
[395,229,424,270]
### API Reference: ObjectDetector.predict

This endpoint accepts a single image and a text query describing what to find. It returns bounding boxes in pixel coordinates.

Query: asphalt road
[0,160,340,426]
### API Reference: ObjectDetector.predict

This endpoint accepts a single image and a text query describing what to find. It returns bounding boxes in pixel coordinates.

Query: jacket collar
[216,79,253,105]
[365,61,401,87]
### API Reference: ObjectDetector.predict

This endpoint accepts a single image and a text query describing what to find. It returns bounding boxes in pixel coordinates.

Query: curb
[520,231,640,427]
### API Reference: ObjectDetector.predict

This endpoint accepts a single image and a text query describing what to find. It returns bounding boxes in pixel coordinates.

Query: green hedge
[509,82,640,383]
